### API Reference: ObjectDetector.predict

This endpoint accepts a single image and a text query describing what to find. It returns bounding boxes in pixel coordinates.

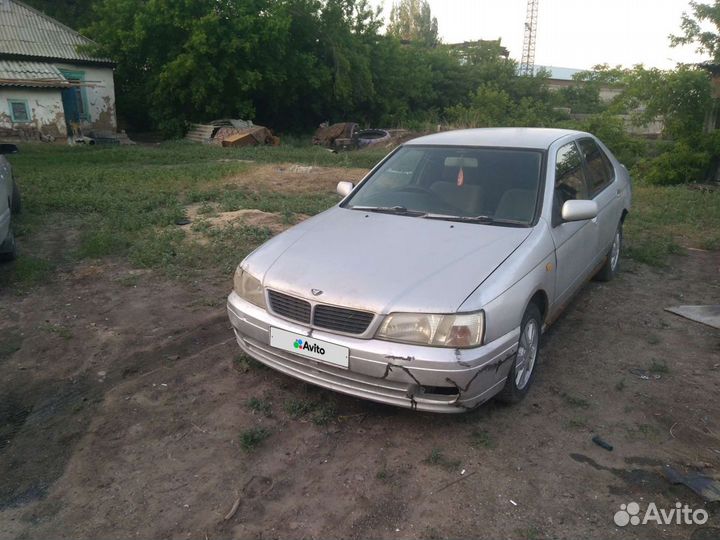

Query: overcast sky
[370,0,706,69]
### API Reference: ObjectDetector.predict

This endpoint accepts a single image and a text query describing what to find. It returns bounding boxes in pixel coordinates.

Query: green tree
[387,0,438,47]
[84,0,293,134]
[670,0,720,62]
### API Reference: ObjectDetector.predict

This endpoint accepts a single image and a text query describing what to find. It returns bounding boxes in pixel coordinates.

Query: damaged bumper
[227,292,520,413]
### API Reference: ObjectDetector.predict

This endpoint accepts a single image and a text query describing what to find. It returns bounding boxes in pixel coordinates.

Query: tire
[0,229,16,262]
[497,303,542,404]
[10,180,20,214]
[595,222,622,282]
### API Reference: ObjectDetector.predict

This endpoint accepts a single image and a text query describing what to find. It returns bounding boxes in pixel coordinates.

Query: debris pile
[312,122,412,151]
[185,119,279,146]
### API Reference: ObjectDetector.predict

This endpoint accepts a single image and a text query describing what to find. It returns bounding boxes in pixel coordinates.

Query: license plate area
[270,327,349,369]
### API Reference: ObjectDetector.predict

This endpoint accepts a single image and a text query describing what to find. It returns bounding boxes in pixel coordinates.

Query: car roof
[404,127,588,149]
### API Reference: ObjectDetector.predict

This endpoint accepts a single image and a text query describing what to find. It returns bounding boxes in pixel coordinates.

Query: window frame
[8,99,30,123]
[577,137,615,198]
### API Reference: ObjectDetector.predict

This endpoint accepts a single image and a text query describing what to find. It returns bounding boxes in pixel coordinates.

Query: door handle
[616,189,622,198]
[591,217,598,224]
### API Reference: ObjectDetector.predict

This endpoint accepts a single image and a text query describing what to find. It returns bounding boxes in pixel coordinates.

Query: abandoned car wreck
[0,0,116,142]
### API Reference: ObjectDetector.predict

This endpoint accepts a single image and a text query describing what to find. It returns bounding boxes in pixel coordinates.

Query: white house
[0,0,116,142]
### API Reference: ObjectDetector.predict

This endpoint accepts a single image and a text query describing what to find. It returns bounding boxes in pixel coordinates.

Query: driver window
[553,142,589,225]
[555,142,588,206]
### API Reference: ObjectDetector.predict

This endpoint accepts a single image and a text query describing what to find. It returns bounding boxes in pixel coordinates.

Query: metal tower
[520,0,539,76]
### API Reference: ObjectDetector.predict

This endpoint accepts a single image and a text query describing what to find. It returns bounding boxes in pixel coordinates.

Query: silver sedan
[227,128,632,412]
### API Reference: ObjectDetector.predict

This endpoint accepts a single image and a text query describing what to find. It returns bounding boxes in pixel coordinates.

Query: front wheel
[595,222,622,282]
[497,303,541,404]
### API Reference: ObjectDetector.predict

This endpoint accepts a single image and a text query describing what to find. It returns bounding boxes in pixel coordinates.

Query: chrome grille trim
[313,304,374,334]
[267,289,311,324]
[266,289,375,335]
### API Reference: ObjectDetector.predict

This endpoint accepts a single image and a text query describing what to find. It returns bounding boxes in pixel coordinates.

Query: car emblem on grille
[311,289,323,296]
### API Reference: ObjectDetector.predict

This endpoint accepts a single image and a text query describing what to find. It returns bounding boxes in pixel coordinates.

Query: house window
[8,99,30,123]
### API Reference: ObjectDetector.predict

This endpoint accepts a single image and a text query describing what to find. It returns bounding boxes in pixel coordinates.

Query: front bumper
[227,291,520,413]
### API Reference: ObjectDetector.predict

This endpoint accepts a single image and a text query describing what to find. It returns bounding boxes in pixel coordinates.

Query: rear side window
[555,142,588,205]
[578,138,613,195]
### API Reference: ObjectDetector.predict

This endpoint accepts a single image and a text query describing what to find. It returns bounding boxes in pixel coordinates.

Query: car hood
[247,207,532,314]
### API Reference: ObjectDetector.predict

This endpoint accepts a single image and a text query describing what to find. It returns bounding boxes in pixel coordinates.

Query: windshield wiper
[422,214,528,226]
[350,205,426,216]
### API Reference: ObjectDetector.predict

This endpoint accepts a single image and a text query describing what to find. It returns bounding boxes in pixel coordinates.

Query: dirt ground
[1,167,719,540]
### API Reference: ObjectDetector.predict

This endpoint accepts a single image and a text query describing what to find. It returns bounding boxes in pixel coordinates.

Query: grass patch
[247,397,272,417]
[39,322,72,340]
[649,359,669,374]
[0,142,385,287]
[284,398,317,419]
[615,379,626,392]
[560,392,590,409]
[0,329,22,359]
[311,401,338,426]
[115,274,140,287]
[564,417,588,430]
[283,397,337,425]
[624,184,720,266]
[233,354,268,373]
[469,429,494,449]
[239,427,271,451]
[425,448,461,471]
[0,255,54,288]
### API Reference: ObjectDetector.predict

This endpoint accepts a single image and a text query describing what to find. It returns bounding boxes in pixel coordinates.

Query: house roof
[0,0,110,64]
[0,59,70,87]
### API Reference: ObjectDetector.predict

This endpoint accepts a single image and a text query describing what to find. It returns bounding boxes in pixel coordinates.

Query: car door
[549,140,599,307]
[577,137,623,262]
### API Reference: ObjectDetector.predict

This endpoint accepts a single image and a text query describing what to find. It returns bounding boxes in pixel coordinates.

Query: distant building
[531,65,622,103]
[0,0,116,142]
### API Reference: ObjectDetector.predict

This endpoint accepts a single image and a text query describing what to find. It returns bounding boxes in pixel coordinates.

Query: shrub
[634,141,711,185]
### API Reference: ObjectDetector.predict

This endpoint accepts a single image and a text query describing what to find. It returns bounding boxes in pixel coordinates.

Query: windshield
[345,146,544,225]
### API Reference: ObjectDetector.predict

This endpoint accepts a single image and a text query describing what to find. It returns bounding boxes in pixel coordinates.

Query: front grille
[268,290,311,324]
[267,289,374,335]
[313,304,374,334]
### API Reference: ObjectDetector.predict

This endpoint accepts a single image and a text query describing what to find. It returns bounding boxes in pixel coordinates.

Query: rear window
[345,146,544,224]
[578,138,613,195]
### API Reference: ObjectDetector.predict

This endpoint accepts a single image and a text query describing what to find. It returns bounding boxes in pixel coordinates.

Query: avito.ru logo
[293,338,325,355]
[614,502,709,527]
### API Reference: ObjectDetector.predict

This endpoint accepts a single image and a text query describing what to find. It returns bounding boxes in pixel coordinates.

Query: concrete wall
[0,86,66,139]
[55,63,117,132]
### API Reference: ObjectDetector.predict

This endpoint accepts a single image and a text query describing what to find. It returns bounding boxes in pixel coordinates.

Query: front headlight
[376,310,484,348]
[233,266,266,309]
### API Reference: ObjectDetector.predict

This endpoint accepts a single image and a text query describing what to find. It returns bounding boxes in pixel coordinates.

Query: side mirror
[561,199,598,222]
[0,143,18,155]
[336,181,354,197]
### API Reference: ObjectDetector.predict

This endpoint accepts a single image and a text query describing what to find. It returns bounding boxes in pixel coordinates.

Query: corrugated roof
[0,0,110,63]
[0,59,70,87]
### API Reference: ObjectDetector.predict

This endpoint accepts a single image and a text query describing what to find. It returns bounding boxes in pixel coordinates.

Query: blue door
[61,87,80,124]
